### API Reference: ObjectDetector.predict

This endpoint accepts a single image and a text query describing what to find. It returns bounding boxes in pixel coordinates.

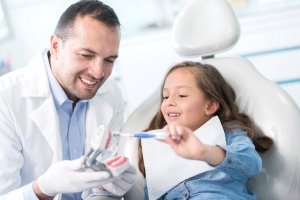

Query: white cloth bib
[142,116,226,200]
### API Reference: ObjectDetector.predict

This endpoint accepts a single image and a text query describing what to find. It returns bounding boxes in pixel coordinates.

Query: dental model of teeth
[84,125,130,177]
[105,155,130,177]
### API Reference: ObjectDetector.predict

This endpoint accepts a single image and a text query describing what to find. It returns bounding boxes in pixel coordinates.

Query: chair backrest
[121,0,300,199]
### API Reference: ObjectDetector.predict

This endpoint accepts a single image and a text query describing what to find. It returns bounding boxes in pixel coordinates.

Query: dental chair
[119,0,300,199]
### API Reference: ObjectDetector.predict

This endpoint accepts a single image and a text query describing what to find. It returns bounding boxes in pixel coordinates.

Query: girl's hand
[164,125,207,160]
[164,125,225,165]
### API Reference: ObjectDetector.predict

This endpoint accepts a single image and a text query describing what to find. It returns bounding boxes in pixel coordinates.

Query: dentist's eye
[105,58,116,64]
[80,54,93,59]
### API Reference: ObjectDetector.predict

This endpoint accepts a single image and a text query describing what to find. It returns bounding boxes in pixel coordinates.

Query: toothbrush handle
[133,133,156,138]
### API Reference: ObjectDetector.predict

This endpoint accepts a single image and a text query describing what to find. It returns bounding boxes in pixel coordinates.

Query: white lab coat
[0,51,125,200]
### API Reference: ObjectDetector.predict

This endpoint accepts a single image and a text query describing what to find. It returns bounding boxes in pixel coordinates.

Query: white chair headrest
[172,0,240,57]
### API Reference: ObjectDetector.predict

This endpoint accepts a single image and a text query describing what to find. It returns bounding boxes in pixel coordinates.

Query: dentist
[0,0,136,200]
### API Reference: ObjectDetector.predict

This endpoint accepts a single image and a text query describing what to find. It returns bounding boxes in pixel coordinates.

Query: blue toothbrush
[112,130,181,141]
[112,131,165,139]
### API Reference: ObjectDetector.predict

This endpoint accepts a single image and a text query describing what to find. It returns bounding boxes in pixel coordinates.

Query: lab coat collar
[21,49,51,98]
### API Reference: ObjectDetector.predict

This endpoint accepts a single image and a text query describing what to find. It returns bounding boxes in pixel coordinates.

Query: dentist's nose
[90,60,104,79]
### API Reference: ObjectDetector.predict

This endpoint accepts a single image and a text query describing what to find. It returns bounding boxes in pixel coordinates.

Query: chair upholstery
[120,0,300,199]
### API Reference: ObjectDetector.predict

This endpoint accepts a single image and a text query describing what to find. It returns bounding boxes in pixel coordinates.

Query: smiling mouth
[167,113,181,120]
[81,77,97,85]
[80,77,99,89]
[168,113,180,117]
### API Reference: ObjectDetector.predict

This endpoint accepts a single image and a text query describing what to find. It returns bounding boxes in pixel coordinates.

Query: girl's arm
[164,125,262,179]
[216,130,262,178]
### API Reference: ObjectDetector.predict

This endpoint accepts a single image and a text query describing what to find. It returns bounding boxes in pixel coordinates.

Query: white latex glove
[37,157,111,196]
[102,164,137,197]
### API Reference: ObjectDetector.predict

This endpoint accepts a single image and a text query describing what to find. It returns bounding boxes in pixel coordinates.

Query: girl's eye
[179,95,187,98]
[162,96,169,100]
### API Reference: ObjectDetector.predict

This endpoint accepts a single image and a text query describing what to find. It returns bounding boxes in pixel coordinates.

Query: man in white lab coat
[0,1,136,200]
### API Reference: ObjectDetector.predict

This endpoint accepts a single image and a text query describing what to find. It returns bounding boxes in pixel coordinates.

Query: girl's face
[161,68,214,131]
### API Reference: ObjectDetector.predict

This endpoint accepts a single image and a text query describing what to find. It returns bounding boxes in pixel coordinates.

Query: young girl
[138,61,273,200]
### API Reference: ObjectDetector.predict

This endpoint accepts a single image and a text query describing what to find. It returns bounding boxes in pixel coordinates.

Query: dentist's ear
[49,34,62,60]
[205,99,220,115]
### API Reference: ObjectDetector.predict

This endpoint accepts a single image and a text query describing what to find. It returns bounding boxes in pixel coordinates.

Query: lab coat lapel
[31,97,62,162]
[24,50,62,162]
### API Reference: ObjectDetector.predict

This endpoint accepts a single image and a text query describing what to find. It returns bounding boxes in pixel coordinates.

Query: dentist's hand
[36,157,111,197]
[102,164,137,196]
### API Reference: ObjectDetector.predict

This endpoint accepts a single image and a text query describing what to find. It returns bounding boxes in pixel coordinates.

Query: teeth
[169,113,180,117]
[81,77,96,85]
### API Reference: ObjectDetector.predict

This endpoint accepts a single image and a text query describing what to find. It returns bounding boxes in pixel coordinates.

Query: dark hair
[138,61,273,176]
[55,0,120,41]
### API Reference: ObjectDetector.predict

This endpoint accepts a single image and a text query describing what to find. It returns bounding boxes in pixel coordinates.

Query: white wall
[231,9,300,112]
[0,0,75,69]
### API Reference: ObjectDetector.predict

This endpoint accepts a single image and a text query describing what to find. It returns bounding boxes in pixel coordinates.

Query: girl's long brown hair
[138,61,273,177]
